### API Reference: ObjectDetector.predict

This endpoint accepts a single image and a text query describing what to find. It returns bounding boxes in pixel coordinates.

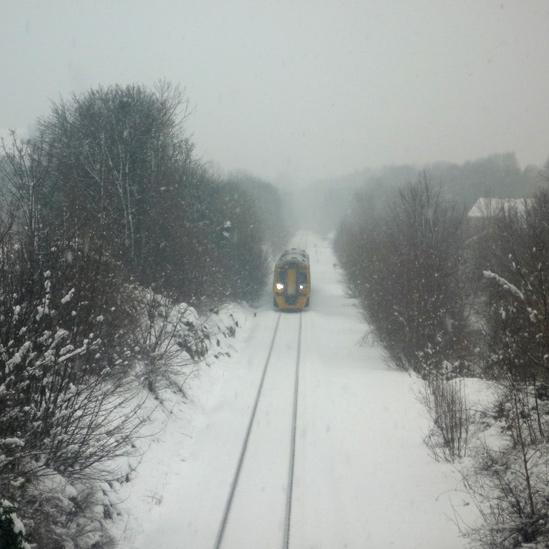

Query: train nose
[286,269,297,295]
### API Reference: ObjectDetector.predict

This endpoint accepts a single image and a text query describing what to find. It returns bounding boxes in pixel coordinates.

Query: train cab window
[278,270,288,284]
[297,271,308,285]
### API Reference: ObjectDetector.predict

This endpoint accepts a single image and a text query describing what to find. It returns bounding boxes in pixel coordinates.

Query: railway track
[213,312,303,549]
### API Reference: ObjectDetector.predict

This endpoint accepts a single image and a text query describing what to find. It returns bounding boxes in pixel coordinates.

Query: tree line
[335,175,549,547]
[299,153,540,236]
[0,82,283,547]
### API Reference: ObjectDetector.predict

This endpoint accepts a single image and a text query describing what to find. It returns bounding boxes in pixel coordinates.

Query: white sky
[2,0,549,182]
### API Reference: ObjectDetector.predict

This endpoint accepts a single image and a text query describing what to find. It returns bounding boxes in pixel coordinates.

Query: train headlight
[298,284,305,291]
[275,282,284,291]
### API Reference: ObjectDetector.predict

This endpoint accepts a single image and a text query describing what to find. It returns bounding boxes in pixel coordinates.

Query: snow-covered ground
[113,233,477,548]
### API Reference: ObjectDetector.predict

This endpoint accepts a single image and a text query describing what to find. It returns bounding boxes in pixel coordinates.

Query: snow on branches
[482,270,525,301]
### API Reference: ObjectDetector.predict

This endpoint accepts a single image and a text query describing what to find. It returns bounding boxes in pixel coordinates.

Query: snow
[1,499,30,549]
[61,288,75,304]
[0,438,25,447]
[58,344,87,363]
[483,270,525,301]
[468,197,533,218]
[112,233,477,548]
[9,513,27,537]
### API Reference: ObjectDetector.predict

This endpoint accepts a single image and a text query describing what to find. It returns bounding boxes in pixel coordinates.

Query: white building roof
[468,197,533,218]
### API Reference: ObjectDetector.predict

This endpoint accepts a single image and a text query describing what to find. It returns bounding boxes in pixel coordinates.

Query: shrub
[421,375,470,461]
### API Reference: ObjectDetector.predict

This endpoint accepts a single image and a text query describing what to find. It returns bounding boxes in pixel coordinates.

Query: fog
[2,0,549,183]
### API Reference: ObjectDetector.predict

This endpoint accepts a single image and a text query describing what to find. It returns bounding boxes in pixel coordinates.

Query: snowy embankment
[107,302,257,545]
[111,233,479,548]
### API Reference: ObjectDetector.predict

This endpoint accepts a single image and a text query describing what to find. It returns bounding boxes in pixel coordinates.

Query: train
[273,248,311,311]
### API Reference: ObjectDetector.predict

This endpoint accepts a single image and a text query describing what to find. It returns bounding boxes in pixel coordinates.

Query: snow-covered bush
[20,474,117,549]
[0,257,146,545]
[131,290,206,397]
[463,384,549,548]
[0,167,144,546]
[131,289,245,400]
[0,500,29,549]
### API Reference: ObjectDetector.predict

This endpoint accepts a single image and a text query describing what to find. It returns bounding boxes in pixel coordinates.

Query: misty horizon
[2,0,549,183]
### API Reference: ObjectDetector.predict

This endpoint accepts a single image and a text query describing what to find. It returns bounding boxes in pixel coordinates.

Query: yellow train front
[273,248,311,311]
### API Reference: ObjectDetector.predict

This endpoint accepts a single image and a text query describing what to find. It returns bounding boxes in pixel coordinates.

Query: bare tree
[336,174,469,375]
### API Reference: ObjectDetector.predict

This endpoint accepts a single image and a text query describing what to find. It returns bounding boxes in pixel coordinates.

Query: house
[468,197,532,218]
[467,197,534,236]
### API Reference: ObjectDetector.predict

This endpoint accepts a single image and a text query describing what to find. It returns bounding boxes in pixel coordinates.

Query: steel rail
[282,312,303,549]
[213,312,282,549]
